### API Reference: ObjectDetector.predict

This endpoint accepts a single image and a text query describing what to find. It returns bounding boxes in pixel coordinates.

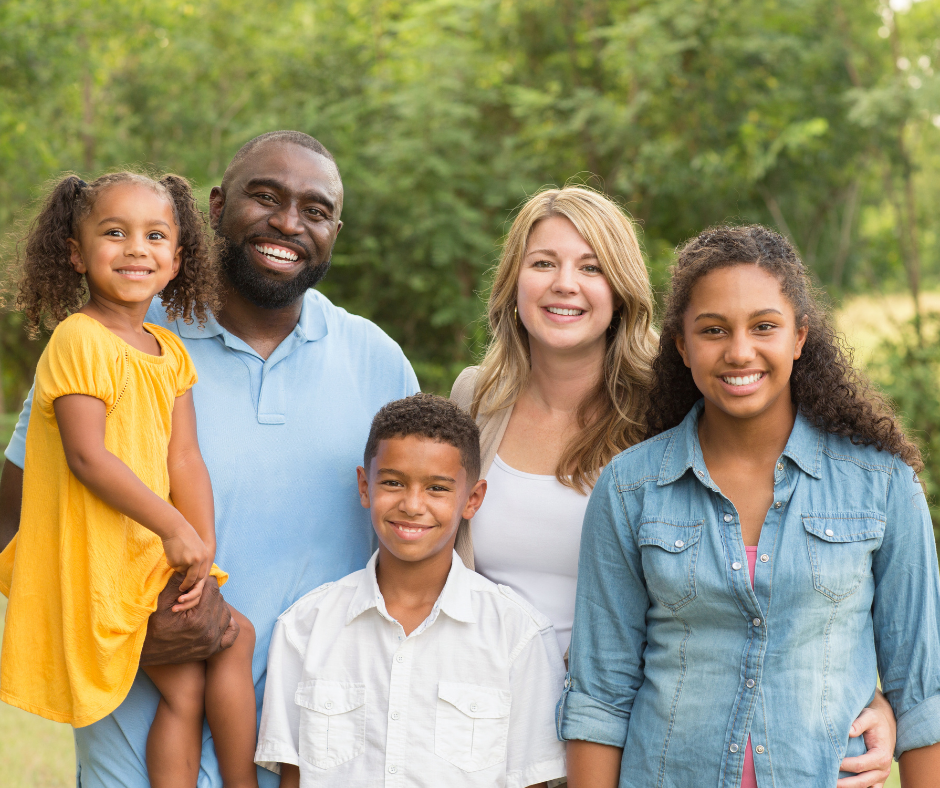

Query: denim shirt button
[729,744,739,753]
[825,528,834,536]
[774,501,782,509]
[675,540,685,548]
[732,562,742,570]
[723,514,733,523]
[776,462,784,471]
[746,679,755,688]
[760,554,769,562]
[755,745,765,754]
[752,618,762,626]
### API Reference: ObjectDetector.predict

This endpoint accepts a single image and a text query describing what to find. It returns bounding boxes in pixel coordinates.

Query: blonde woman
[452,186,897,785]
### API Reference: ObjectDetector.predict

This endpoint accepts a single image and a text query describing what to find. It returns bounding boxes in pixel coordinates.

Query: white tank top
[472,454,589,655]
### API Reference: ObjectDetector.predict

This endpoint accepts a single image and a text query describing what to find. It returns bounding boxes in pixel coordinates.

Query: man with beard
[0,131,419,787]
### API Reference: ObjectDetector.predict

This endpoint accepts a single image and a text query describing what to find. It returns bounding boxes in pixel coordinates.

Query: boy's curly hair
[13,171,221,337]
[364,393,482,482]
[645,224,923,471]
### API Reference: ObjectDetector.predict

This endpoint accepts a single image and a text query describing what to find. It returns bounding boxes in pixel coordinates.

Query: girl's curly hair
[645,224,923,471]
[13,171,221,337]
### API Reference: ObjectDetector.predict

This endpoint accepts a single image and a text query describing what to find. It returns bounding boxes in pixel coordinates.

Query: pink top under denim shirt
[559,400,940,787]
[741,546,759,788]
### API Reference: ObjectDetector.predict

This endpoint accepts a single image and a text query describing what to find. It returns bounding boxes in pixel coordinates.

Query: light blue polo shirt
[4,289,419,788]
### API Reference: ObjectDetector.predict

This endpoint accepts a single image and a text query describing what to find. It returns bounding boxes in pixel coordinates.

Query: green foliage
[1,0,939,397]
[869,313,940,548]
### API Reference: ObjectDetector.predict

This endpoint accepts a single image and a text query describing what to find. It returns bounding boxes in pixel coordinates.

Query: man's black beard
[215,233,331,310]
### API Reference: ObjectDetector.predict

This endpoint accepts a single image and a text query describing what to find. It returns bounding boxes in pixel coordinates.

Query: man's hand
[837,705,895,788]
[140,574,238,666]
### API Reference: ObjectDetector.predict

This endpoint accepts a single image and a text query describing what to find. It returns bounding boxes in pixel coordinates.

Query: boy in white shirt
[255,394,567,788]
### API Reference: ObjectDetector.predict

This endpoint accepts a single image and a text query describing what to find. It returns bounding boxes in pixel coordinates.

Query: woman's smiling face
[675,263,808,423]
[515,215,616,357]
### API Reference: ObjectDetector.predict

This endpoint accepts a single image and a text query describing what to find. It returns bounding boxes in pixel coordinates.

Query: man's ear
[460,479,487,521]
[356,465,371,510]
[67,238,86,274]
[208,186,225,231]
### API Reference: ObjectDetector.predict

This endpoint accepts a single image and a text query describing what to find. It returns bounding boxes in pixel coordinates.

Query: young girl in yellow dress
[0,172,259,788]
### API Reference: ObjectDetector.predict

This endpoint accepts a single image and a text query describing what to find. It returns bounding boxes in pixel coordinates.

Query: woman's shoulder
[450,365,480,409]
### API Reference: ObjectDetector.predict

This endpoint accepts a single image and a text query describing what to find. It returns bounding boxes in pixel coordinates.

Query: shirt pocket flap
[438,681,511,719]
[801,514,886,543]
[637,518,704,552]
[295,679,366,716]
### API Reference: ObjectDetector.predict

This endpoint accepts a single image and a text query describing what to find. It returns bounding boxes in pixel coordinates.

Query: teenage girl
[0,173,259,788]
[560,225,940,786]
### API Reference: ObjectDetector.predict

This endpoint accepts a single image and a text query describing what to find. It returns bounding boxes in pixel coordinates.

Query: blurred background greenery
[1,0,937,783]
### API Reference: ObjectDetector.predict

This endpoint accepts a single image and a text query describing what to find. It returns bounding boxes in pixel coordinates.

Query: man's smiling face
[209,141,344,309]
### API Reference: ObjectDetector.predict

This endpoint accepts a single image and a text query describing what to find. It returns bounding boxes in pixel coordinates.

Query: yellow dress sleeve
[34,316,117,418]
[146,324,197,396]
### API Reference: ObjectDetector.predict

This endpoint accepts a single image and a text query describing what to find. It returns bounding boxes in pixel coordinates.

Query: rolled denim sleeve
[872,458,940,758]
[558,462,650,747]
[3,382,34,469]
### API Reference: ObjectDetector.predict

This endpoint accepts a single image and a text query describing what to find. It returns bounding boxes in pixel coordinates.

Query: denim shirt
[558,402,940,787]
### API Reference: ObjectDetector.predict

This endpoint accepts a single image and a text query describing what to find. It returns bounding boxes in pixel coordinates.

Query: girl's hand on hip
[837,705,894,788]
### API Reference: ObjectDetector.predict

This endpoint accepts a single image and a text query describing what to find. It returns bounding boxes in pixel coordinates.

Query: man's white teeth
[723,373,763,386]
[547,307,584,316]
[254,244,298,262]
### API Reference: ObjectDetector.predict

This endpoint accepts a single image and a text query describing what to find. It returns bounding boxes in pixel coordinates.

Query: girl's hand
[161,522,210,597]
[173,576,207,612]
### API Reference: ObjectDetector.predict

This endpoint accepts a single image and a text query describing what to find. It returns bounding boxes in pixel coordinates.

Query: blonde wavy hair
[472,186,658,492]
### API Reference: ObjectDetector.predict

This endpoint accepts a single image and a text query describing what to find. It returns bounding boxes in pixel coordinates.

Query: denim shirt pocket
[637,518,704,611]
[802,513,886,601]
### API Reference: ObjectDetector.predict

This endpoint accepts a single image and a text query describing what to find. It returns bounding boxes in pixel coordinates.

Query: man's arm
[279,764,300,788]
[0,460,23,552]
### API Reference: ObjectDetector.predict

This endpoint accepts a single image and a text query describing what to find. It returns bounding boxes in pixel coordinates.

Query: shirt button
[729,743,739,753]
[324,700,333,710]
[755,745,765,754]
[760,554,769,563]
[746,679,755,688]
[825,529,834,537]
[396,654,404,663]
[776,463,784,471]
[753,618,762,627]
[388,765,398,774]
[391,710,400,720]
[774,501,782,509]
[469,702,478,712]
[732,562,742,571]
[674,540,684,548]
[723,514,733,523]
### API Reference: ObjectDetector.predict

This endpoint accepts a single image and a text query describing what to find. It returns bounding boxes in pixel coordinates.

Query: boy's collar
[345,550,477,628]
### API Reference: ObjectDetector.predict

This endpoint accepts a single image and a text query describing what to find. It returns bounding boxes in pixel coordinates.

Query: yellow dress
[0,314,227,727]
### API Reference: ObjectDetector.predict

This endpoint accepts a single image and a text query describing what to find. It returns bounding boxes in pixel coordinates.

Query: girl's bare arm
[279,764,300,788]
[54,393,210,599]
[566,740,621,788]
[899,742,940,787]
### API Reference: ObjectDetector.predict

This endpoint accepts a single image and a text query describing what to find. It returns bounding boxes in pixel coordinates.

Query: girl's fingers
[179,564,200,593]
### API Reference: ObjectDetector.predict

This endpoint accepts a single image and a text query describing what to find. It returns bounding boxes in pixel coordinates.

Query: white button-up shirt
[256,551,567,788]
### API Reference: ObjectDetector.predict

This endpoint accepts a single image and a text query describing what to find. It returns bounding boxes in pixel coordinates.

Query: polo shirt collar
[173,289,329,343]
[658,399,823,486]
[345,550,476,627]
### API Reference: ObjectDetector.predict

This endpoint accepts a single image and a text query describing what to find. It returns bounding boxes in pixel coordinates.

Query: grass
[0,292,923,785]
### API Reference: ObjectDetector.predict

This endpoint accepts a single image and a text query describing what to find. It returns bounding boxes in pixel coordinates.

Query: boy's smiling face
[357,435,486,565]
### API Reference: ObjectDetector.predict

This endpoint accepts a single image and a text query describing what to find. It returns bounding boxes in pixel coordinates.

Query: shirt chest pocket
[802,514,886,601]
[637,518,703,611]
[295,679,366,769]
[434,681,511,772]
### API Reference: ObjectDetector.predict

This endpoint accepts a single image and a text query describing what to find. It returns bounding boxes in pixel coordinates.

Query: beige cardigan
[450,366,513,570]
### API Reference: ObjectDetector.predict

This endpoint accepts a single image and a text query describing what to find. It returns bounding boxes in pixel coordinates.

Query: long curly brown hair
[13,171,221,337]
[646,224,923,471]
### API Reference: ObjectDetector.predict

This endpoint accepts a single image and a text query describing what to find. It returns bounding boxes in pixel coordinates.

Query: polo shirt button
[324,700,333,710]
[396,654,404,663]
[760,554,769,562]
[674,540,684,548]
[753,618,762,627]
[732,562,742,571]
[729,744,739,753]
[755,745,765,754]
[388,765,398,774]
[774,501,782,509]
[723,514,733,523]
[746,679,755,688]
[825,529,834,537]
[469,702,478,712]
[391,711,400,720]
